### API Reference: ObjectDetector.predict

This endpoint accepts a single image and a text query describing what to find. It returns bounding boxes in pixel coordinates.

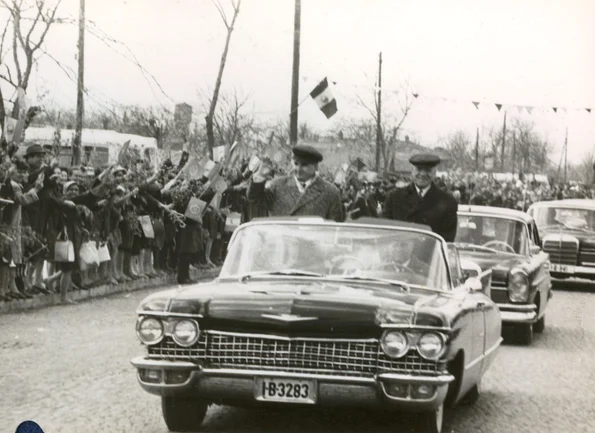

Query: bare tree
[205,0,241,159]
[0,0,62,132]
[354,80,414,173]
[440,130,475,171]
[575,151,595,185]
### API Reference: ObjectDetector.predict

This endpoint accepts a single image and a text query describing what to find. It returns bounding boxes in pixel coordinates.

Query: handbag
[54,229,75,263]
[224,212,242,232]
[97,242,111,263]
[138,215,155,239]
[79,235,100,270]
[184,197,207,223]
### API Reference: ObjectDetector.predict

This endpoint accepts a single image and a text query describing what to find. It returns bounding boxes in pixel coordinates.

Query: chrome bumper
[497,303,537,324]
[131,357,454,411]
[549,264,595,276]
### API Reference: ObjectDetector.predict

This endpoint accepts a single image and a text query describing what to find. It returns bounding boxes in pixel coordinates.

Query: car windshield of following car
[531,206,595,234]
[219,223,451,291]
[455,215,531,255]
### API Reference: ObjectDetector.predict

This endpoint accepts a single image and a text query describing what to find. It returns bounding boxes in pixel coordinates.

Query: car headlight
[417,332,445,360]
[172,320,200,347]
[136,317,164,345]
[508,269,529,303]
[381,331,409,358]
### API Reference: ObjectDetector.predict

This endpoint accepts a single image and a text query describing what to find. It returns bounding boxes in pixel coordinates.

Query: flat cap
[292,145,323,163]
[409,153,440,168]
[25,144,45,157]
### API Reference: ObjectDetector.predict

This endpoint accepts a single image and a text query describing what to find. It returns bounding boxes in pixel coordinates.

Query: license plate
[254,377,317,404]
[550,263,575,273]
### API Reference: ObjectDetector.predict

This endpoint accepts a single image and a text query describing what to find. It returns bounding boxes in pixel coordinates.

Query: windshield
[532,206,595,232]
[220,223,451,291]
[455,215,530,255]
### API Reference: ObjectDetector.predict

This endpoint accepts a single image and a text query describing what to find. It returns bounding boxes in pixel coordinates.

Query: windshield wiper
[328,275,411,293]
[239,269,325,282]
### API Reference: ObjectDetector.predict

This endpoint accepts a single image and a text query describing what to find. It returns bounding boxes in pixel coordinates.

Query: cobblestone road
[1,281,594,433]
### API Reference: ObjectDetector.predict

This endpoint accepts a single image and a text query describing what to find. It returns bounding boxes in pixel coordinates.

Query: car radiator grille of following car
[148,331,444,378]
[543,239,578,265]
[579,245,595,266]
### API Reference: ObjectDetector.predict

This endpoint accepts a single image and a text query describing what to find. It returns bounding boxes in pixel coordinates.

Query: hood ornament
[261,313,318,322]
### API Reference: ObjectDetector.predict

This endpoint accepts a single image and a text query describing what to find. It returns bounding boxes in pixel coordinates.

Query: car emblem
[261,314,318,322]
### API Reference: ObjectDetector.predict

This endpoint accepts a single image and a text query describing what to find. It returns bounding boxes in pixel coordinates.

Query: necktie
[300,182,307,190]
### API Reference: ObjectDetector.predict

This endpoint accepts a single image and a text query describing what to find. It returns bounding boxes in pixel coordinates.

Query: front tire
[533,314,545,333]
[161,396,208,432]
[418,403,444,433]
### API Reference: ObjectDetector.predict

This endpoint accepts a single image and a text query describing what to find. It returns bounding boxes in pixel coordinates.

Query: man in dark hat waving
[383,153,458,242]
[247,145,344,221]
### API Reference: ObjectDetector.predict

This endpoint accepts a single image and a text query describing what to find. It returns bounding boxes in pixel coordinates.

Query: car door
[448,245,486,381]
[527,221,552,316]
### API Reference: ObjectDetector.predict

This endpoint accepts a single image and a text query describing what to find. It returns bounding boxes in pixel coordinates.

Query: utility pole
[564,127,568,182]
[72,0,85,166]
[375,52,382,172]
[289,0,301,147]
[511,131,516,177]
[474,127,479,171]
[500,111,506,172]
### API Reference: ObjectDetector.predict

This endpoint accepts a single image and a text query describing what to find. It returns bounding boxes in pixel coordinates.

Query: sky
[1,0,594,166]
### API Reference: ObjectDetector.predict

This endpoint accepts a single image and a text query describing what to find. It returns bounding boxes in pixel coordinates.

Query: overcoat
[247,175,344,222]
[382,183,458,242]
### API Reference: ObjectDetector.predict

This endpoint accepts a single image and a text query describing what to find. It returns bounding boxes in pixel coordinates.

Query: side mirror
[465,277,483,292]
[530,245,542,255]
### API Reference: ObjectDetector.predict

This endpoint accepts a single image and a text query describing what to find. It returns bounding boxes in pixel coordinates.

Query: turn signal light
[140,369,162,384]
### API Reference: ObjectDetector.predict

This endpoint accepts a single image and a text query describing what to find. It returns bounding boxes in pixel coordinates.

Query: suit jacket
[382,183,458,242]
[247,175,344,222]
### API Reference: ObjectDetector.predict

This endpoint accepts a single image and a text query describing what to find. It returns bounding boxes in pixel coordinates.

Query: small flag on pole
[310,77,337,119]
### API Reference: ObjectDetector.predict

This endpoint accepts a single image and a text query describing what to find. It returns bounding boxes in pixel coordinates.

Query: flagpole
[375,52,382,172]
[289,0,301,147]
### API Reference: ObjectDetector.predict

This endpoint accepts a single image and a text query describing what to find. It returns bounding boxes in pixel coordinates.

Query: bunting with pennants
[410,92,593,115]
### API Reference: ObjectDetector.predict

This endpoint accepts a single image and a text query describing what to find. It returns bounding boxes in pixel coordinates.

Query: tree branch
[210,0,229,28]
[24,0,43,50]
[31,0,61,53]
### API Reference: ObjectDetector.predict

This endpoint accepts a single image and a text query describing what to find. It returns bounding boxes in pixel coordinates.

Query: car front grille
[148,331,443,378]
[543,239,578,265]
[579,246,595,266]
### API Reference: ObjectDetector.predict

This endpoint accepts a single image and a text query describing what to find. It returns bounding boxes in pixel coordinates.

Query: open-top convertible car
[527,199,595,281]
[455,206,552,345]
[131,217,502,433]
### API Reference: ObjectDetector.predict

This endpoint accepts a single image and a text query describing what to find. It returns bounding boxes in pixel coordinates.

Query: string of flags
[410,93,593,115]
[304,76,592,117]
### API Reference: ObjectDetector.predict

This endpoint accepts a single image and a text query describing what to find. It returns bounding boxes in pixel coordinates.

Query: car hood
[138,279,459,332]
[458,250,525,281]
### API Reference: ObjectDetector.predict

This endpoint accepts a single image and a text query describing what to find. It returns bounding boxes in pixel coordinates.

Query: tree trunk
[206,1,241,160]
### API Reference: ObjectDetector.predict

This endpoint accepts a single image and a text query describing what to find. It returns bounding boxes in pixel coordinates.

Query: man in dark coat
[382,153,458,242]
[247,145,344,222]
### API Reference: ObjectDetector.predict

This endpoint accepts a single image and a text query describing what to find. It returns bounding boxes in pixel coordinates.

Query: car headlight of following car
[508,269,529,303]
[172,320,200,347]
[136,316,164,345]
[417,332,446,360]
[381,331,409,358]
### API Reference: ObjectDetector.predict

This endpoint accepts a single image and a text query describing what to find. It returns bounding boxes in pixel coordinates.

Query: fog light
[166,371,190,384]
[412,384,436,399]
[140,369,162,383]
[385,383,410,398]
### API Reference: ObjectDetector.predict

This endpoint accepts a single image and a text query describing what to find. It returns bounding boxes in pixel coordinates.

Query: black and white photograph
[0,0,594,432]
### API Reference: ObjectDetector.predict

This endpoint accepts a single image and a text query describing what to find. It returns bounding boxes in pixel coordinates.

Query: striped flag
[310,78,337,119]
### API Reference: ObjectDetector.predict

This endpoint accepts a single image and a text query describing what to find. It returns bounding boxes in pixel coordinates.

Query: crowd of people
[1,141,591,305]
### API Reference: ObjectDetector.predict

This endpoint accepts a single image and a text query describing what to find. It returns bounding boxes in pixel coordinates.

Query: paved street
[1,282,594,433]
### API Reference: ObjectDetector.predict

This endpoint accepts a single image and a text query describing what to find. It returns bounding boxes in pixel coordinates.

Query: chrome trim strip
[201,368,376,384]
[500,311,537,323]
[465,337,502,371]
[136,311,204,318]
[464,354,483,371]
[378,373,454,385]
[379,324,452,332]
[485,338,502,357]
[206,330,379,343]
[130,356,200,370]
[496,303,537,312]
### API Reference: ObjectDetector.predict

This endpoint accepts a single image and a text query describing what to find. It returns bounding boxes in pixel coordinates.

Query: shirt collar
[295,173,317,193]
[416,184,431,197]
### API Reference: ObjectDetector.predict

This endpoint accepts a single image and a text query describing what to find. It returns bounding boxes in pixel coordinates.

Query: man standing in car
[247,145,344,222]
[383,153,458,242]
